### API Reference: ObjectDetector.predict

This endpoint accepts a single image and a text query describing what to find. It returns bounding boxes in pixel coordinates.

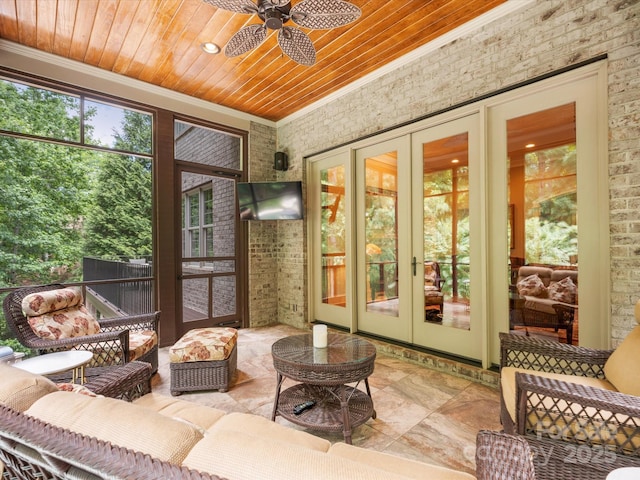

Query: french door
[309,151,353,330]
[352,117,482,360]
[308,62,607,366]
[411,114,482,360]
[355,137,412,343]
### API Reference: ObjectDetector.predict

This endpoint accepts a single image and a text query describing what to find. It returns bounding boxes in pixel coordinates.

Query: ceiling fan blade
[290,0,361,30]
[278,27,316,66]
[202,0,258,14]
[224,24,267,57]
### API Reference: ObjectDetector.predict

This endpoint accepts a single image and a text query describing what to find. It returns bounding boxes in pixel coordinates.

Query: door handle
[412,257,418,276]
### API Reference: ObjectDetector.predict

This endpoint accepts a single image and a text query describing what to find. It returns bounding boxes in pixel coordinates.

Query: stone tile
[153,324,502,477]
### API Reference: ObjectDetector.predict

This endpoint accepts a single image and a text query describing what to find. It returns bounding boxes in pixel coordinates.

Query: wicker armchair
[3,283,160,376]
[475,430,638,480]
[499,316,640,478]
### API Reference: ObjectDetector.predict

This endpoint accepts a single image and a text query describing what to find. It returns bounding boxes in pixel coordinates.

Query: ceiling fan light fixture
[264,8,284,29]
[203,0,361,66]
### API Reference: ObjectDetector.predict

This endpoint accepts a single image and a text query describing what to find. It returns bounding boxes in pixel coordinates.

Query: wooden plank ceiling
[0,0,506,122]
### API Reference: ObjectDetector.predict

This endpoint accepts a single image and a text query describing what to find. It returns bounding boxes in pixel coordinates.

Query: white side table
[607,468,640,479]
[14,350,93,384]
[0,351,26,364]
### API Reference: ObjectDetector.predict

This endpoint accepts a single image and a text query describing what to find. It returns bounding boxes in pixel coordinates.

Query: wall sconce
[274,151,288,171]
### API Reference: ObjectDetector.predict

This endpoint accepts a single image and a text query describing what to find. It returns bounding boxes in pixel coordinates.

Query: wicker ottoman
[169,327,238,396]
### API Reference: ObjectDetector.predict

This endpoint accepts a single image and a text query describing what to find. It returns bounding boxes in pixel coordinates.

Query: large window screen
[0,77,154,318]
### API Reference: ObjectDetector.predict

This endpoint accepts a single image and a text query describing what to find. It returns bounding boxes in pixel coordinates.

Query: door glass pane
[508,103,578,345]
[364,152,398,316]
[422,133,470,329]
[321,165,347,307]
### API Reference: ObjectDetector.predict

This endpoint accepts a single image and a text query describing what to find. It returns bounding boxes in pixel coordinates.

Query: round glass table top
[272,333,376,366]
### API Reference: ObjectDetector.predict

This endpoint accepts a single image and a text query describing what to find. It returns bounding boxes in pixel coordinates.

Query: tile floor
[151,324,503,476]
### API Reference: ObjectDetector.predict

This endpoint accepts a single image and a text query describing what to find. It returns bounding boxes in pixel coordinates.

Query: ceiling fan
[203,0,361,66]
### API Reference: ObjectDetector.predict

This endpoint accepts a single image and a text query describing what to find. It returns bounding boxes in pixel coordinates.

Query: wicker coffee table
[271,333,376,444]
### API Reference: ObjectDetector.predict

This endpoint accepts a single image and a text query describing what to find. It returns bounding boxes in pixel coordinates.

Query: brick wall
[273,0,640,344]
[247,121,279,326]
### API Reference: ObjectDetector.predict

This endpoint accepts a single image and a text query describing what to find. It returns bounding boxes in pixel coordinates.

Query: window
[0,75,154,317]
[183,186,217,260]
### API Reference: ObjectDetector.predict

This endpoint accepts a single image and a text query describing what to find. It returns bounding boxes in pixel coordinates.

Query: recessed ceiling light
[201,42,221,54]
[451,158,459,164]
[525,143,535,149]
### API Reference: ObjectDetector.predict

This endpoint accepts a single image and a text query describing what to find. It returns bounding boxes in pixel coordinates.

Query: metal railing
[82,257,153,316]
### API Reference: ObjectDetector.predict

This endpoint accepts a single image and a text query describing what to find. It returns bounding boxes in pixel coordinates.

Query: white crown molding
[276,0,535,127]
[0,39,276,128]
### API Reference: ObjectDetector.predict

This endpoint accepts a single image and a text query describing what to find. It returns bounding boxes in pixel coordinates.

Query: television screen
[237,181,303,220]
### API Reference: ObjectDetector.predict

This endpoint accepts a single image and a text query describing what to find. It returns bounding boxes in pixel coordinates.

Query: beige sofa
[513,266,578,343]
[0,362,475,480]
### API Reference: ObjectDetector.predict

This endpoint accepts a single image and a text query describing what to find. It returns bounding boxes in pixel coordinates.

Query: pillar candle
[313,324,328,348]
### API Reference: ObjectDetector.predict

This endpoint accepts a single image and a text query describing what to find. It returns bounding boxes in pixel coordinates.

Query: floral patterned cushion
[169,327,238,363]
[22,287,84,316]
[548,276,577,304]
[129,330,158,361]
[56,383,101,397]
[27,305,101,340]
[88,330,157,366]
[517,274,547,298]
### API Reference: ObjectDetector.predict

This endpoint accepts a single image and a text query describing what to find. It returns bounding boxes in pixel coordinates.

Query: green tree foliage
[0,81,90,286]
[525,218,577,265]
[84,111,152,259]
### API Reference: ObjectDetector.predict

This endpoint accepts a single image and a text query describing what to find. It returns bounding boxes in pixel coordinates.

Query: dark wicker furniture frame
[499,332,640,478]
[3,283,160,376]
[271,333,376,445]
[170,343,237,395]
[520,301,578,345]
[0,407,226,480]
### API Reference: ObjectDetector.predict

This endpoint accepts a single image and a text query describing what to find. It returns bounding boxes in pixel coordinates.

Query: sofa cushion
[170,327,237,363]
[22,287,84,316]
[183,429,417,480]
[128,330,157,361]
[548,276,576,304]
[501,367,640,453]
[27,305,101,341]
[133,392,226,432]
[328,442,475,479]
[208,412,330,452]
[604,326,640,396]
[25,391,203,465]
[0,363,58,411]
[517,274,547,297]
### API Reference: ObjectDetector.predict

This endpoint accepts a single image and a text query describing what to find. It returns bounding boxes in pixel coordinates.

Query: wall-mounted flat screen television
[237,181,303,220]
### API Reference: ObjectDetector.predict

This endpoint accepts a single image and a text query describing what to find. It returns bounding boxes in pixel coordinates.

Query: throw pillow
[517,274,547,297]
[22,287,84,316]
[548,276,576,304]
[0,363,58,411]
[56,383,101,397]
